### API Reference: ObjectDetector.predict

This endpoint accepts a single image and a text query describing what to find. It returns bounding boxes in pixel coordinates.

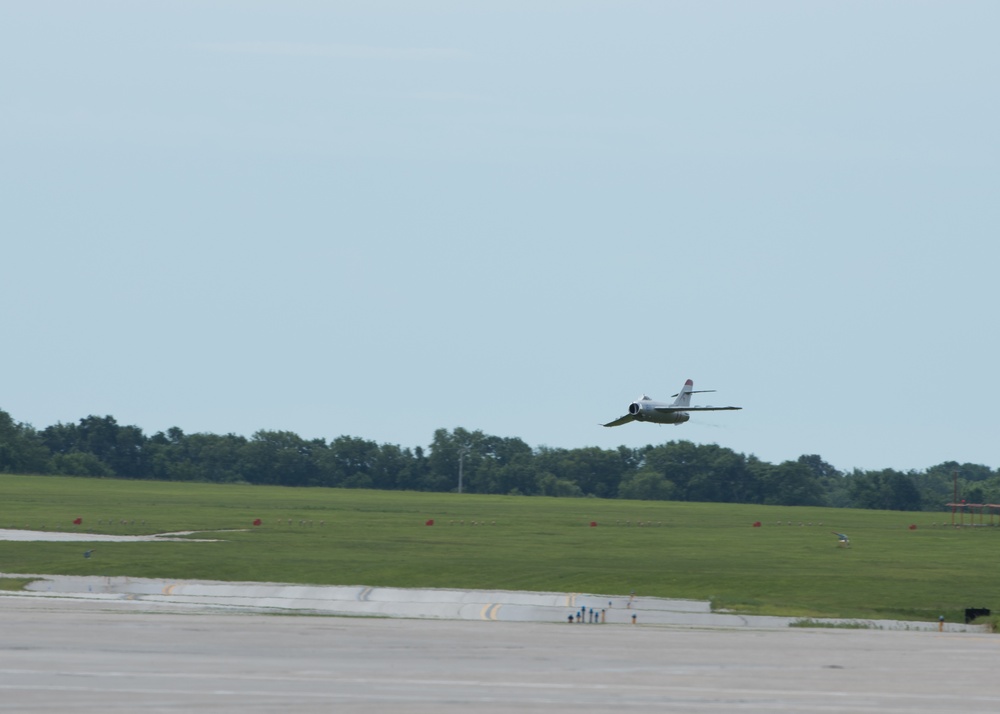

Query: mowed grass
[1,473,997,622]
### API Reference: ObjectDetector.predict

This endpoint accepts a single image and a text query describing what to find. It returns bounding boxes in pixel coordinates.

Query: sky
[2,1,998,474]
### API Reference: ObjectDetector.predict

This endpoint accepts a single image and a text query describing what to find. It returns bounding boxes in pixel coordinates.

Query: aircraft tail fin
[670,379,717,407]
[671,379,695,407]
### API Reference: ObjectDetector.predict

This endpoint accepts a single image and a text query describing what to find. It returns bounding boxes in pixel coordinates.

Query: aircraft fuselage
[628,399,690,424]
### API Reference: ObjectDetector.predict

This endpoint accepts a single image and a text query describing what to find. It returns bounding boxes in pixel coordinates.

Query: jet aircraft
[603,379,741,427]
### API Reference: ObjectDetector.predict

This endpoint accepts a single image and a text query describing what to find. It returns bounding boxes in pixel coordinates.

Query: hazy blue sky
[3,1,998,473]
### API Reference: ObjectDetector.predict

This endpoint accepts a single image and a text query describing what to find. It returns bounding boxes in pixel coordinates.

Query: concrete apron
[2,572,985,632]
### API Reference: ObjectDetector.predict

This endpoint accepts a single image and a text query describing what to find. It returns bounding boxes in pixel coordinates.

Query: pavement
[4,572,983,632]
[0,594,997,713]
[0,528,220,542]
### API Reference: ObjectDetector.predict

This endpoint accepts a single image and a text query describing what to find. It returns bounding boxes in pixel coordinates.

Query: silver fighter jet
[603,379,741,427]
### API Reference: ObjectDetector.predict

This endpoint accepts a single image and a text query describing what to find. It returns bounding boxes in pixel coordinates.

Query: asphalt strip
[0,528,220,542]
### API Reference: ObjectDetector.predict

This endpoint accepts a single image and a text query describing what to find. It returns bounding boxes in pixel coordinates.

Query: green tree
[240,430,322,486]
[632,441,756,503]
[639,440,702,496]
[149,431,248,483]
[319,436,382,488]
[493,455,540,495]
[425,428,471,492]
[686,446,756,503]
[847,469,923,511]
[536,472,583,497]
[0,410,50,474]
[562,447,633,498]
[425,428,534,494]
[50,451,114,477]
[617,470,676,500]
[370,443,418,491]
[757,460,825,506]
[798,454,846,507]
[41,415,149,478]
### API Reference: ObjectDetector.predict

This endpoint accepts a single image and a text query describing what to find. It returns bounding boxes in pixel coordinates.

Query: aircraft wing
[602,414,636,427]
[654,406,742,413]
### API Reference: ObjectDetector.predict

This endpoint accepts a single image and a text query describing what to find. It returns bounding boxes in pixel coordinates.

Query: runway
[1,596,998,713]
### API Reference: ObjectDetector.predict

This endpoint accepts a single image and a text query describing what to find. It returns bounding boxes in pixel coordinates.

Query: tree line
[1,409,996,511]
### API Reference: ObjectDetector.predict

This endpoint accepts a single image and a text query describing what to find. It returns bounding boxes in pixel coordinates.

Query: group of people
[568,607,606,624]
[568,593,639,624]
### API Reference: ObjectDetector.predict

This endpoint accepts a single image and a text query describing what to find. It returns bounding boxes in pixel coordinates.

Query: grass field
[1,473,997,623]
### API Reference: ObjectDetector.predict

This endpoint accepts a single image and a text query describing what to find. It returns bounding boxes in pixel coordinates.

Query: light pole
[458,446,470,494]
